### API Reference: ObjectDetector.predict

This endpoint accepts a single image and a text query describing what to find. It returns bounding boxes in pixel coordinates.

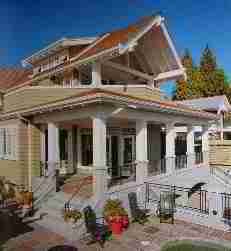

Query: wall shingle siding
[209,140,231,166]
[0,120,29,187]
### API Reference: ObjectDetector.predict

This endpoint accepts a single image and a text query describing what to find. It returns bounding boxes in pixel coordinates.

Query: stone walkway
[2,214,231,251]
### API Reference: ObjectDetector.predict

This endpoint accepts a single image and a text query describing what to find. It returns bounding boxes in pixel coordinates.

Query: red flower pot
[110,221,123,235]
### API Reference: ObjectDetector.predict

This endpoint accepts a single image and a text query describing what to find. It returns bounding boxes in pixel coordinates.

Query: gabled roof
[22,37,98,66]
[74,15,157,61]
[0,67,32,91]
[176,95,231,114]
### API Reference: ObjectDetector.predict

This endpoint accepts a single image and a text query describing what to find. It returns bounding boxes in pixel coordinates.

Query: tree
[174,45,231,101]
[200,44,216,74]
[174,49,194,100]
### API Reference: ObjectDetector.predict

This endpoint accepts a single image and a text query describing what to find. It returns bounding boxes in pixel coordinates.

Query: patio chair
[83,206,111,248]
[128,192,149,224]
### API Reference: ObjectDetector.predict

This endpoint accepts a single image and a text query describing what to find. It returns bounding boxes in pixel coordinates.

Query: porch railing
[195,151,203,164]
[221,192,231,220]
[146,182,209,215]
[108,162,136,187]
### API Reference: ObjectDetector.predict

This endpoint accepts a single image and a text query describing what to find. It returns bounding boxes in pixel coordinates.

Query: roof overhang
[22,37,98,66]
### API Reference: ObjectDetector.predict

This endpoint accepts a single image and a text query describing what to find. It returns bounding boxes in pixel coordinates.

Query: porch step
[30,211,87,241]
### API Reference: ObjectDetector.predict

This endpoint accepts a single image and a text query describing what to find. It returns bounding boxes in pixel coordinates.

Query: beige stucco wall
[210,140,231,167]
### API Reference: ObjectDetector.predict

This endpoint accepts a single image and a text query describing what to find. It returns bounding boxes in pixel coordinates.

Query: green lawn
[161,240,230,251]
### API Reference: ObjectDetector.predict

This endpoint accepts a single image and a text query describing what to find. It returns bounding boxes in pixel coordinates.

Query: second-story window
[63,79,71,86]
[54,56,59,66]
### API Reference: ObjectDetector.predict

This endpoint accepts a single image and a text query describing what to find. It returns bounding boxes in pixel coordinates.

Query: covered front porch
[32,100,212,201]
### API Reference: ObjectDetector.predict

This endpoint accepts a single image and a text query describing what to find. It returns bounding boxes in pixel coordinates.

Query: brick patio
[2,214,231,251]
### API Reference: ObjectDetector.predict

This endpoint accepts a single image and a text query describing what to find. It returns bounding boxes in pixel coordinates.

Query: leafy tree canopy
[174,45,230,101]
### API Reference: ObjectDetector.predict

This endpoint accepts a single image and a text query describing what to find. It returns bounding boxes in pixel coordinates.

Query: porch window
[81,134,93,166]
[59,129,68,161]
[194,132,203,164]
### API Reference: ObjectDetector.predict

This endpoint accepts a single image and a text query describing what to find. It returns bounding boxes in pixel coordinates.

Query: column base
[93,166,108,204]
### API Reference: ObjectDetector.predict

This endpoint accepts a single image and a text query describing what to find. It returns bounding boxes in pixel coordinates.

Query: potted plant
[62,208,82,224]
[103,199,129,235]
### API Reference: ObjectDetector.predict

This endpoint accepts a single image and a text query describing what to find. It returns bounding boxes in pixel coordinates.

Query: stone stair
[211,166,231,188]
[27,174,95,240]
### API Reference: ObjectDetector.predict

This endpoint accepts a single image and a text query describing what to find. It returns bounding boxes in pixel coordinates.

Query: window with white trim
[0,127,17,160]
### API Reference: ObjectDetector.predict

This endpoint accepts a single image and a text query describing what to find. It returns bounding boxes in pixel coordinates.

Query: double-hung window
[0,127,17,160]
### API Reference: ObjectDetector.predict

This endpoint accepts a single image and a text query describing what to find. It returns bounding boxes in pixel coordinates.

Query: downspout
[220,112,224,142]
[16,114,32,192]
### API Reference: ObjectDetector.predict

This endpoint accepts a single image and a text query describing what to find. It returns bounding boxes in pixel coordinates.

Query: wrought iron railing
[221,192,231,220]
[146,182,209,215]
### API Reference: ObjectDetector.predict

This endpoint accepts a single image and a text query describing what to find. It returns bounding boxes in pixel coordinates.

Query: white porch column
[202,125,209,166]
[135,120,148,184]
[165,123,176,174]
[92,61,101,86]
[48,123,60,176]
[92,114,107,203]
[187,125,195,168]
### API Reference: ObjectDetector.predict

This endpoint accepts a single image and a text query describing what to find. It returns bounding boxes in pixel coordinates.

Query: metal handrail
[64,175,93,210]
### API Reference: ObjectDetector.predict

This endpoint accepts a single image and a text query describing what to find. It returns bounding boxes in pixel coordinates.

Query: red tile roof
[77,16,154,61]
[0,67,32,91]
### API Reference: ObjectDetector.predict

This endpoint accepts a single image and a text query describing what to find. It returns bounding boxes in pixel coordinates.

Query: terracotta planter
[19,191,33,208]
[110,221,123,235]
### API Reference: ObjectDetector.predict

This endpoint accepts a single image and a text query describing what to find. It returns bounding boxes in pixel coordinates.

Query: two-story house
[0,15,217,204]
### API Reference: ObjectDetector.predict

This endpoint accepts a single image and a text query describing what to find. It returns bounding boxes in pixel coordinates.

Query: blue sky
[0,0,230,94]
